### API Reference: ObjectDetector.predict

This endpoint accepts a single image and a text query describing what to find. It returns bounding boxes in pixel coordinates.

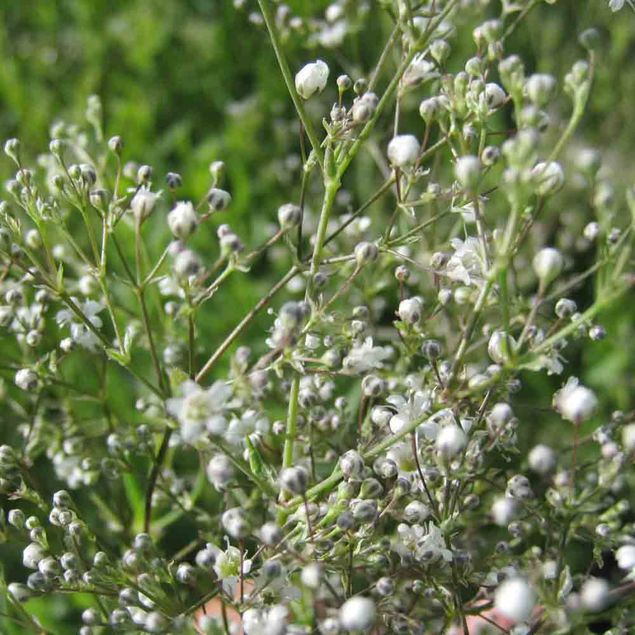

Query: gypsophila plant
[0,1,634,634]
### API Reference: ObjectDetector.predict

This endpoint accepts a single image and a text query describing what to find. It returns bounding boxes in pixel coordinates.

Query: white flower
[387,135,420,168]
[616,545,635,572]
[532,247,563,287]
[342,337,392,374]
[492,497,516,526]
[213,544,252,596]
[622,423,635,451]
[528,444,556,474]
[435,424,467,457]
[56,299,104,351]
[130,188,159,221]
[339,596,376,631]
[167,201,198,239]
[580,578,610,612]
[387,391,434,438]
[15,368,38,391]
[416,523,453,563]
[494,578,535,622]
[295,60,329,99]
[243,605,288,635]
[225,409,269,445]
[446,237,486,287]
[166,380,232,445]
[553,377,598,424]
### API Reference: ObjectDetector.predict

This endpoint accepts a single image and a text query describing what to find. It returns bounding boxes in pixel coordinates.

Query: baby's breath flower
[166,380,231,444]
[553,377,598,424]
[295,60,329,99]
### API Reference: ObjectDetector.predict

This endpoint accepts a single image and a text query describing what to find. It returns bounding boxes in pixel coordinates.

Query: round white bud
[130,188,159,222]
[387,135,420,168]
[622,423,635,452]
[532,247,563,286]
[354,241,378,265]
[279,466,308,494]
[277,203,301,229]
[528,444,556,475]
[525,73,556,106]
[616,545,635,571]
[531,161,564,196]
[454,155,482,190]
[580,577,610,613]
[295,60,329,100]
[15,368,38,391]
[339,596,376,631]
[555,379,598,424]
[494,578,535,623]
[435,425,467,458]
[206,454,234,490]
[167,201,198,239]
[397,296,423,324]
[485,82,506,109]
[491,497,516,526]
[221,507,249,539]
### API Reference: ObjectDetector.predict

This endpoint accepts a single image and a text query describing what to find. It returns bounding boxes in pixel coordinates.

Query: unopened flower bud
[532,247,563,286]
[295,60,329,100]
[167,201,198,239]
[387,135,420,168]
[277,203,301,229]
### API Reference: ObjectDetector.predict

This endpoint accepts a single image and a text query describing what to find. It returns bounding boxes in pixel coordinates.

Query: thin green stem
[256,0,324,170]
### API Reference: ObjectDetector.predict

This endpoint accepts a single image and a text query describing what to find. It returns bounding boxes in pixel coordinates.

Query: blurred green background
[0,1,633,632]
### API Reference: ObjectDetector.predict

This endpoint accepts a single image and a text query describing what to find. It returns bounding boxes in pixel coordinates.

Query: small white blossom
[342,337,392,374]
[492,497,516,526]
[528,444,556,474]
[553,377,598,424]
[387,391,435,438]
[166,380,232,444]
[446,237,486,287]
[56,299,104,351]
